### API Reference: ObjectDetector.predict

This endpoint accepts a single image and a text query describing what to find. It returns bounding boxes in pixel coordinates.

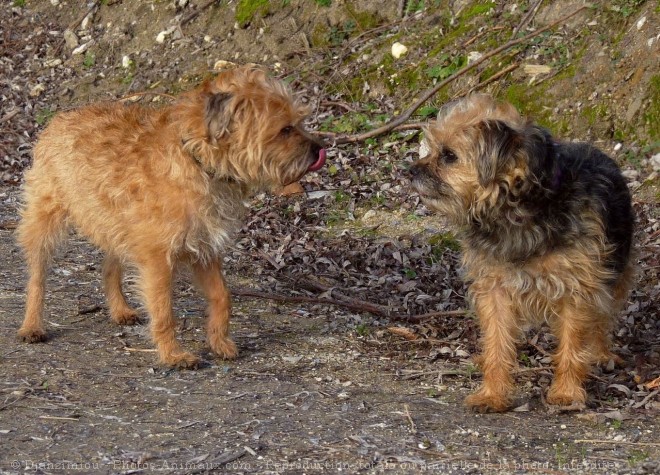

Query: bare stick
[511,0,544,38]
[332,5,589,144]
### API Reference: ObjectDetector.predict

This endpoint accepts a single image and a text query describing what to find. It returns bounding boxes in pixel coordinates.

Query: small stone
[204,35,211,42]
[362,210,377,221]
[636,16,646,30]
[29,84,45,97]
[122,55,131,68]
[391,42,408,59]
[468,51,483,64]
[50,0,60,6]
[44,58,62,68]
[614,143,623,152]
[156,31,167,43]
[621,169,639,182]
[650,153,660,172]
[63,29,79,49]
[213,60,235,71]
[72,40,93,55]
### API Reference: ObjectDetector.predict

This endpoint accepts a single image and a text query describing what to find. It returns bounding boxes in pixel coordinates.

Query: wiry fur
[410,94,634,412]
[17,66,324,368]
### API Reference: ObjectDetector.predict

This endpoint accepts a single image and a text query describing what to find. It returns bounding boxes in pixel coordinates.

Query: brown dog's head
[410,94,555,228]
[179,66,325,189]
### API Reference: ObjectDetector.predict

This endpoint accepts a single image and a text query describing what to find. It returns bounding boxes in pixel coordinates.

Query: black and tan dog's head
[410,94,557,228]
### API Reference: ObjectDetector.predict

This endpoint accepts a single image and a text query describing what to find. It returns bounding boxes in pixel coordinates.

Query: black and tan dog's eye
[280,125,294,136]
[441,149,458,164]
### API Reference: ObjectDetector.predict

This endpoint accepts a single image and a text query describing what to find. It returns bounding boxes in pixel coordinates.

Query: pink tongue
[307,148,326,172]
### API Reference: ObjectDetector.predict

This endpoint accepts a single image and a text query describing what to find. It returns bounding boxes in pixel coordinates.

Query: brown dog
[17,66,326,368]
[410,94,634,412]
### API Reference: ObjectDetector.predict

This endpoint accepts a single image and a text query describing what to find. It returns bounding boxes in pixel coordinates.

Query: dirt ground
[1,1,659,474]
[1,182,658,474]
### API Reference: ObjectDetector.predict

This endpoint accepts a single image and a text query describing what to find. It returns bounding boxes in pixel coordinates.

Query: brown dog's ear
[204,92,233,143]
[477,120,521,187]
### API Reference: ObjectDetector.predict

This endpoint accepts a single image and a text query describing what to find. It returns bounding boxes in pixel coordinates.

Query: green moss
[344,2,383,30]
[643,75,660,140]
[235,0,270,28]
[581,104,608,126]
[460,1,496,21]
[310,22,331,47]
[428,232,461,253]
[502,83,553,129]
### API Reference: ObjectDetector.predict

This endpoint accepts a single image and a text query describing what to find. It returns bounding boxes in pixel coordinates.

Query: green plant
[313,0,331,6]
[416,105,439,119]
[328,20,356,46]
[405,0,425,14]
[13,0,26,7]
[35,108,55,126]
[628,450,649,466]
[83,51,96,68]
[355,323,369,336]
[426,54,466,81]
[334,190,350,204]
[403,268,417,279]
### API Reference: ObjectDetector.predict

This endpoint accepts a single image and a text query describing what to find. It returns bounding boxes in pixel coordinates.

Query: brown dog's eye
[441,150,458,164]
[280,125,294,136]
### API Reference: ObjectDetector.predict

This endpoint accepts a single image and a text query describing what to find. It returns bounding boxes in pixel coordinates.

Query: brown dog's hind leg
[103,253,139,325]
[17,195,67,342]
[193,259,238,360]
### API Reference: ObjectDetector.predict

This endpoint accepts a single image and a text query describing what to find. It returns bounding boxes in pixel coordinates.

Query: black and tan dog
[410,94,634,412]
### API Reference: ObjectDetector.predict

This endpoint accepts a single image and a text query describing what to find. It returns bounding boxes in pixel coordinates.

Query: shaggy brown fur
[410,94,634,412]
[17,66,326,368]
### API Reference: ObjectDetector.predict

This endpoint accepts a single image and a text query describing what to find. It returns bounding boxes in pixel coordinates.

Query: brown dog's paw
[160,351,201,370]
[465,389,511,413]
[111,309,140,326]
[208,334,238,360]
[18,327,47,343]
[546,385,586,407]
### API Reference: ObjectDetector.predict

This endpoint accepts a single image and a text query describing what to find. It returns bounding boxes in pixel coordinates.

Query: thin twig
[39,415,79,421]
[462,62,519,96]
[511,0,544,38]
[231,287,390,317]
[633,389,659,409]
[403,404,417,434]
[391,309,468,323]
[0,109,19,125]
[573,439,660,447]
[331,5,589,144]
[118,91,176,102]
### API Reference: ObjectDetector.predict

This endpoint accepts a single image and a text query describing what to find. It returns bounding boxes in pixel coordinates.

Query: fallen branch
[232,283,467,323]
[330,5,589,144]
[462,62,519,96]
[231,287,390,317]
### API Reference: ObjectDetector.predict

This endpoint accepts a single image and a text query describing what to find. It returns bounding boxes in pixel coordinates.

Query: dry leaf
[278,182,305,196]
[387,326,418,341]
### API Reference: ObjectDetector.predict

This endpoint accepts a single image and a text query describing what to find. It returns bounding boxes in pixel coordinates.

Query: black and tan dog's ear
[476,119,521,187]
[204,92,233,143]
